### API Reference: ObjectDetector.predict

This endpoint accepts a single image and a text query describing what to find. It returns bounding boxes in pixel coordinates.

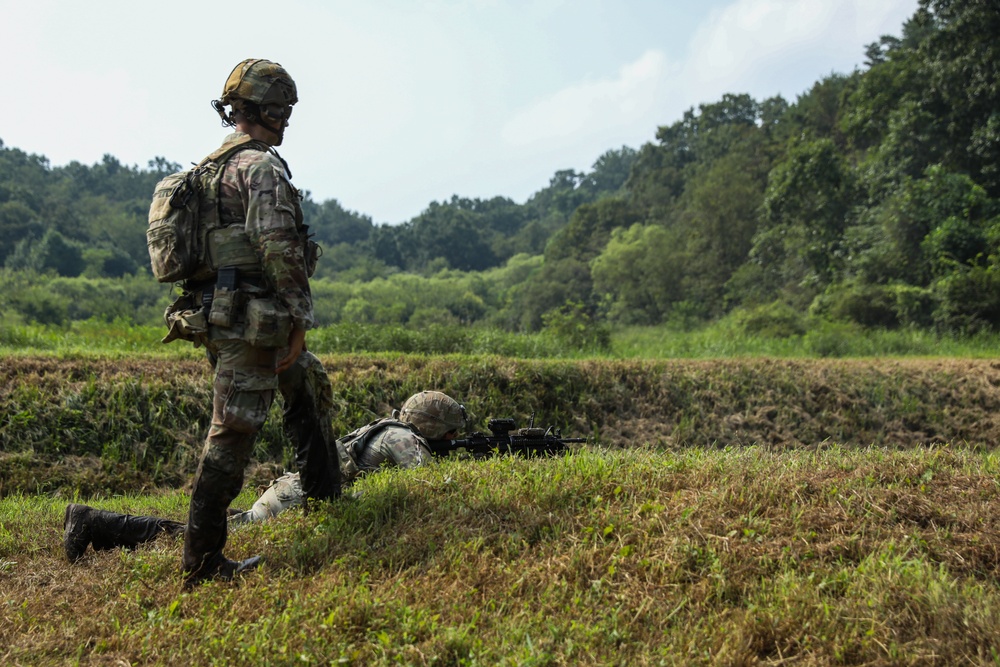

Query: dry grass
[4,447,1000,665]
[4,355,1000,497]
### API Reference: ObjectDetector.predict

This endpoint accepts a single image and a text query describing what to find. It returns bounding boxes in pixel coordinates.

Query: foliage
[7,353,1000,497]
[592,223,686,325]
[726,301,806,339]
[2,0,999,338]
[0,268,168,327]
[539,301,611,353]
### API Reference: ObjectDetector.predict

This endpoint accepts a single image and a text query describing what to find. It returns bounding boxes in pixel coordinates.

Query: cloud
[0,0,919,223]
[498,0,917,171]
[501,49,676,149]
[682,0,917,102]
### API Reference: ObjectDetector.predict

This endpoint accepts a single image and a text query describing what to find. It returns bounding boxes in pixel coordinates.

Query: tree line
[1,0,997,336]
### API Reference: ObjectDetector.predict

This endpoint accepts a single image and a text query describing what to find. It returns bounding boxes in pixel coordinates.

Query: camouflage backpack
[146,137,266,283]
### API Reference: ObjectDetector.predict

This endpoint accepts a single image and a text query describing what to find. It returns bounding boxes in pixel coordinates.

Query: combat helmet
[212,59,297,138]
[398,391,467,440]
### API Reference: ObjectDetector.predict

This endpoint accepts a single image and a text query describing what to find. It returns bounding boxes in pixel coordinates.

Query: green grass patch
[5,317,1000,359]
[612,321,1000,359]
[4,446,1000,664]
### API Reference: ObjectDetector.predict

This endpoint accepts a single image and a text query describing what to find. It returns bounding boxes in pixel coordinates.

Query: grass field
[4,318,1000,360]
[3,446,1000,665]
[3,343,1000,665]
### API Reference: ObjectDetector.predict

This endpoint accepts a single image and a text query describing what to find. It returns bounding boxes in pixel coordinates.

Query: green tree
[5,229,85,277]
[0,201,43,266]
[849,165,992,287]
[675,148,768,314]
[750,138,855,297]
[545,198,642,264]
[499,258,594,332]
[591,223,687,325]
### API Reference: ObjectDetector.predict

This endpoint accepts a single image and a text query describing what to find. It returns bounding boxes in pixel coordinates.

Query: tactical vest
[201,138,275,282]
[334,418,423,480]
[211,142,314,284]
[155,136,312,345]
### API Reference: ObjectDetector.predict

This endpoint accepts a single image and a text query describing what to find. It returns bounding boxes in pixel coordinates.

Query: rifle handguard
[426,415,586,458]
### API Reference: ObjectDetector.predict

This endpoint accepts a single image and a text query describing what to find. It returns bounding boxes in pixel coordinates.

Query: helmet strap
[239,101,285,143]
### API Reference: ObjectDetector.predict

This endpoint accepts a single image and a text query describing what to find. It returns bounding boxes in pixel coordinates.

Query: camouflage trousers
[182,333,341,577]
[228,472,303,525]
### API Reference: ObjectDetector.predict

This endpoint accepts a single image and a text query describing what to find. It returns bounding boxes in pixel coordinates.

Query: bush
[803,320,864,357]
[811,282,899,328]
[10,286,71,326]
[931,265,1000,334]
[729,302,806,338]
[541,302,611,353]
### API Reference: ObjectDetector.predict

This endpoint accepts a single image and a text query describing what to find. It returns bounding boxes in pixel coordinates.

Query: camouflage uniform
[232,424,433,522]
[355,421,433,471]
[228,471,304,525]
[182,132,340,582]
[219,392,465,526]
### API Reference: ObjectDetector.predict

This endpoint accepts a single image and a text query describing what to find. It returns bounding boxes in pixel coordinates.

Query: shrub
[812,282,898,328]
[803,320,863,357]
[730,302,806,338]
[541,301,611,352]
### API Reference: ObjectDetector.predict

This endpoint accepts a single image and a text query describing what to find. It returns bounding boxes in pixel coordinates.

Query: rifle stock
[426,417,586,459]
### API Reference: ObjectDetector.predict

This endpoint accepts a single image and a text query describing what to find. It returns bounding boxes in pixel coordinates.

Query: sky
[1,0,918,224]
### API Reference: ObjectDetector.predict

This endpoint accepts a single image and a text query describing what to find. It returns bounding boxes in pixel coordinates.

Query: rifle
[426,416,586,459]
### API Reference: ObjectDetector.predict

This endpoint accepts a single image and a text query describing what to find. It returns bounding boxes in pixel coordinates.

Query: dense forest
[1,0,997,337]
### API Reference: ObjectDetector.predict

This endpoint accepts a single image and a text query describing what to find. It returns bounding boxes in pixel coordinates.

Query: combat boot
[182,554,263,590]
[63,503,185,563]
[63,503,93,563]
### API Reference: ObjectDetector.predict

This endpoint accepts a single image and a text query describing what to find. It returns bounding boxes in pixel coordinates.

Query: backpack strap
[339,418,420,461]
[197,136,271,241]
[199,135,268,168]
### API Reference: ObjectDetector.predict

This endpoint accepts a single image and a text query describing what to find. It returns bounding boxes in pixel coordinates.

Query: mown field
[3,353,1000,665]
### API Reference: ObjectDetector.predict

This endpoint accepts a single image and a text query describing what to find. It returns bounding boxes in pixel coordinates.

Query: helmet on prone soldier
[399,391,467,440]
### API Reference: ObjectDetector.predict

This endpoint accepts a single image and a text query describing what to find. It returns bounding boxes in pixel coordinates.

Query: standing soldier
[174,59,341,587]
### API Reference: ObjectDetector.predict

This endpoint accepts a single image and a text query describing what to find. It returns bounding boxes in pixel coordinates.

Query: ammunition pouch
[244,297,292,348]
[206,225,263,275]
[207,286,241,327]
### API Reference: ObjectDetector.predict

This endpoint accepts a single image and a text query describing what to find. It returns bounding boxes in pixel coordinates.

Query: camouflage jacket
[216,132,314,331]
[337,419,433,480]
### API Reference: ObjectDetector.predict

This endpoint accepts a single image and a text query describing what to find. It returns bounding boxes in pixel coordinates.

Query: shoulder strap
[340,418,419,459]
[198,137,270,234]
[200,135,268,168]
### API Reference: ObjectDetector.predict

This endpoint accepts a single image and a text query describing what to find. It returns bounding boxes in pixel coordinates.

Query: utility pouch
[335,438,361,480]
[208,267,241,327]
[162,294,208,345]
[208,287,238,327]
[245,298,291,348]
